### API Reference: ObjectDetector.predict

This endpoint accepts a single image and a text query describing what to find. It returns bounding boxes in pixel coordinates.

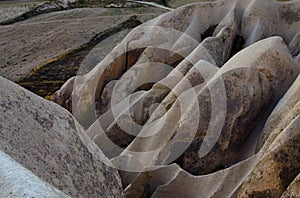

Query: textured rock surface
[0,150,69,198]
[52,76,76,112]
[281,173,300,198]
[57,0,300,130]
[130,113,300,198]
[0,0,75,25]
[89,7,238,154]
[0,76,124,197]
[238,115,300,197]
[49,0,300,197]
[256,74,300,152]
[121,66,272,175]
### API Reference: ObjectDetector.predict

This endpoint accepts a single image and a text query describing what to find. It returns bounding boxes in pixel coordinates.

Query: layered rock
[88,7,239,155]
[0,76,124,197]
[125,75,300,197]
[49,0,300,197]
[127,111,300,197]
[256,74,300,152]
[120,66,272,174]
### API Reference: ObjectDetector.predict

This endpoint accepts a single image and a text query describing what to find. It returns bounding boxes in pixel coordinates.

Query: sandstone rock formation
[281,172,300,198]
[125,74,300,197]
[256,74,300,152]
[238,115,300,197]
[51,0,300,196]
[3,0,298,197]
[0,76,124,197]
[55,0,300,128]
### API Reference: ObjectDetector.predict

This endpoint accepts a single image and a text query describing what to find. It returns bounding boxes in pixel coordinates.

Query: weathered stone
[116,36,298,176]
[221,36,299,99]
[296,53,300,65]
[48,0,300,197]
[0,150,69,198]
[115,67,270,176]
[0,76,124,197]
[98,79,117,115]
[125,154,262,198]
[281,173,300,198]
[86,8,238,154]
[157,67,272,174]
[256,74,300,152]
[241,0,300,46]
[52,76,75,112]
[127,110,300,198]
[289,31,300,56]
[130,114,300,197]
[238,115,300,197]
[56,0,239,130]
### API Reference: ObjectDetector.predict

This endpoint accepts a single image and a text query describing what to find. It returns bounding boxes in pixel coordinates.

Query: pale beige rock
[256,74,300,152]
[59,0,240,129]
[52,76,75,112]
[91,61,219,158]
[98,79,117,115]
[112,36,298,175]
[221,36,299,99]
[55,0,300,131]
[87,7,238,155]
[0,76,124,197]
[238,115,300,197]
[50,0,300,197]
[295,53,300,65]
[136,111,300,197]
[151,155,261,198]
[281,173,300,198]
[121,67,271,175]
[126,116,300,197]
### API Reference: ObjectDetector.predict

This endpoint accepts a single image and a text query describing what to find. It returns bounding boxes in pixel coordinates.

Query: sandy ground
[0,6,165,81]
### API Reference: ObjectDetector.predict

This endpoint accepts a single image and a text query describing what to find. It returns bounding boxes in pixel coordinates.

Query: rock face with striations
[2,0,297,197]
[0,76,124,197]
[51,0,300,197]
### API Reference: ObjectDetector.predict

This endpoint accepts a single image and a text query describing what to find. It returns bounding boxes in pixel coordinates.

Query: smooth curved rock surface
[126,112,300,197]
[0,151,68,198]
[120,66,272,174]
[55,0,300,126]
[0,76,124,197]
[52,0,300,197]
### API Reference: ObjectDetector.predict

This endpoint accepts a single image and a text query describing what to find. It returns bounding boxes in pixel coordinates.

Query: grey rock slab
[0,150,69,198]
[0,76,124,197]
